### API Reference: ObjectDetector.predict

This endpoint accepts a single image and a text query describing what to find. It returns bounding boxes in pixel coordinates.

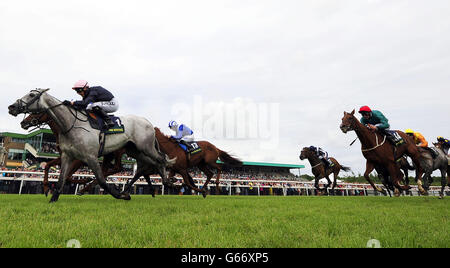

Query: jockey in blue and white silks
[168,121,194,145]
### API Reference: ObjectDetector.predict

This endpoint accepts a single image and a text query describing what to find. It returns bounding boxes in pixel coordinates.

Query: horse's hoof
[202,192,207,198]
[120,194,131,201]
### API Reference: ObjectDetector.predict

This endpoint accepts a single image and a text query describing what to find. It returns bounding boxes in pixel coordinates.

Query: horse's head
[20,112,51,130]
[299,147,312,160]
[8,88,50,116]
[340,109,357,133]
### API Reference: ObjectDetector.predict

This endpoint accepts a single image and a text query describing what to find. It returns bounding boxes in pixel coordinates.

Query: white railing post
[19,179,24,195]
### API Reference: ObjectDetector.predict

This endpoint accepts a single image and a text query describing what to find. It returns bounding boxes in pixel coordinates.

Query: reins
[20,89,90,135]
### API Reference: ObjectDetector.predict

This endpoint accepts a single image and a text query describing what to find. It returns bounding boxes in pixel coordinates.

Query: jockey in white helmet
[168,120,194,147]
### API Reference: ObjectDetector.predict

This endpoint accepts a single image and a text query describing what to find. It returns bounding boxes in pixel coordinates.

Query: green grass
[0,194,448,248]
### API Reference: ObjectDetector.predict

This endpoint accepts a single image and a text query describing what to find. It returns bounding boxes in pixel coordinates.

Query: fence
[0,170,448,197]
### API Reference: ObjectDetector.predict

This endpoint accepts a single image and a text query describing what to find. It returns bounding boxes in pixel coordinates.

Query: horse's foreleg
[49,154,72,203]
[364,162,386,195]
[43,158,60,197]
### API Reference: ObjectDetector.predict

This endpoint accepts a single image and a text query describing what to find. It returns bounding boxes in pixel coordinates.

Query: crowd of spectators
[39,142,58,154]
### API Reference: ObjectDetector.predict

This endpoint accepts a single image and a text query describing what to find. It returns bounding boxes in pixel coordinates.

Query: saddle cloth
[385,130,405,147]
[88,113,125,134]
[178,141,202,155]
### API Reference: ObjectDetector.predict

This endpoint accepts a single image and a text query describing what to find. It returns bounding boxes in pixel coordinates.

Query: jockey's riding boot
[93,107,114,129]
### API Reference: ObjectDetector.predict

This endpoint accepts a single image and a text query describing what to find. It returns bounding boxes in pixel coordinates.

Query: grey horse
[404,144,449,199]
[8,88,175,202]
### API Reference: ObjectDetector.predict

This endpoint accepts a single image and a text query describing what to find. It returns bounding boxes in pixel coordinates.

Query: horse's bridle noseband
[14,89,47,114]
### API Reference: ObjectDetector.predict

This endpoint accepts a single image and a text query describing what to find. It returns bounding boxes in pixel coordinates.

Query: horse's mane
[154,127,173,143]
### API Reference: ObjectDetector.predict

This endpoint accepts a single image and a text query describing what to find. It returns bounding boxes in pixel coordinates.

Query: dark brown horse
[21,113,129,196]
[340,109,425,196]
[123,127,243,197]
[299,147,351,193]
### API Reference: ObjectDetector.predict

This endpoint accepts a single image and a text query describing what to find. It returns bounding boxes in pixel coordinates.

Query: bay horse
[340,109,425,197]
[122,127,243,198]
[299,147,351,194]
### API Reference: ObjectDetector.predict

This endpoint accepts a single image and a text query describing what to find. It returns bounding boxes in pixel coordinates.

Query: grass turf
[0,194,448,248]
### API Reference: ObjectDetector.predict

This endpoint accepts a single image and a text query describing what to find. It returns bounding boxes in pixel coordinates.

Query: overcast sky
[1,0,449,176]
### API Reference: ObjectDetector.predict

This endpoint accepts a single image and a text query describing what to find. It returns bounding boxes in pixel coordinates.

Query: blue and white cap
[168,120,178,128]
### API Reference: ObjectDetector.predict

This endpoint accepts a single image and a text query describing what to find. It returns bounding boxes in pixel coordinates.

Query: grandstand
[0,129,136,170]
[0,129,58,169]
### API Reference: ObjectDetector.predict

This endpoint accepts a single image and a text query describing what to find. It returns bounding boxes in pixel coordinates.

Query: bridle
[15,89,88,134]
[14,89,48,114]
[342,113,386,152]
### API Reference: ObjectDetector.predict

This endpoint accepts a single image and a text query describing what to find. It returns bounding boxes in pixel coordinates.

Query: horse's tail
[340,165,352,172]
[218,150,243,167]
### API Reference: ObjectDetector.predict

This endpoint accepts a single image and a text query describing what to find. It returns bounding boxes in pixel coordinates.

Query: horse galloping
[299,147,351,194]
[20,112,143,196]
[420,142,449,199]
[340,109,425,197]
[9,89,175,202]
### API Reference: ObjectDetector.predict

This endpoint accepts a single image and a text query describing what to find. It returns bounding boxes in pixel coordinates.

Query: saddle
[87,112,125,157]
[178,141,202,156]
[87,112,125,134]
